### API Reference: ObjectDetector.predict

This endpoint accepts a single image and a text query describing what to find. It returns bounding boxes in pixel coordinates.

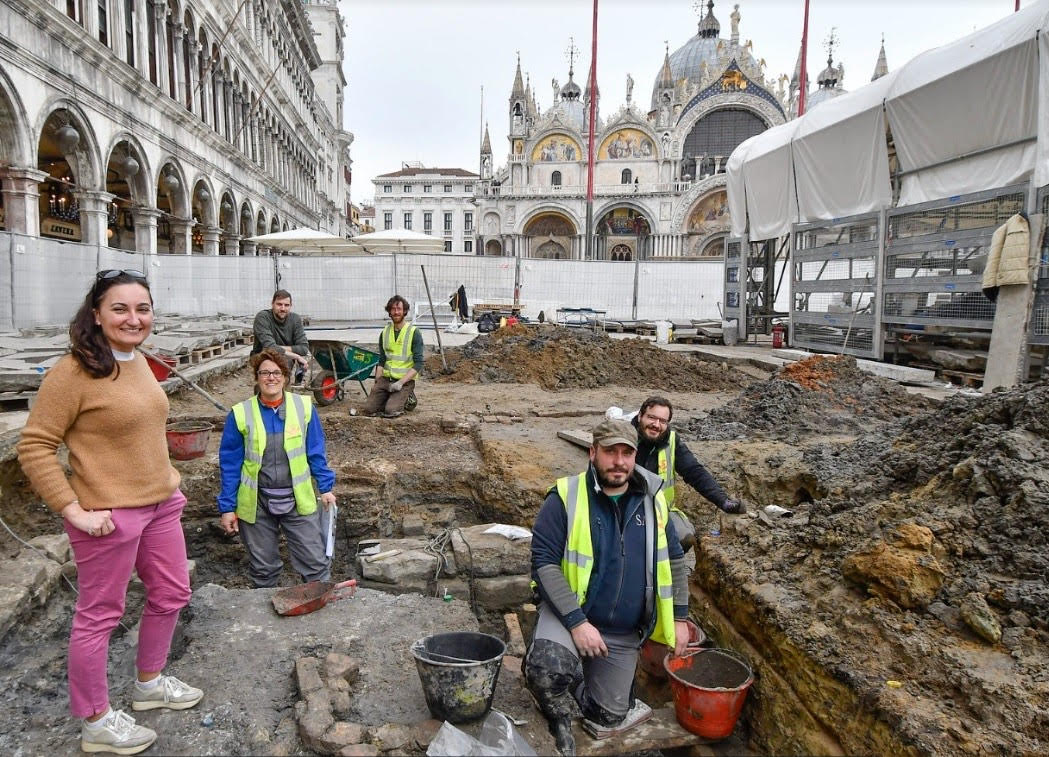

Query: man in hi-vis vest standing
[525,419,691,756]
[362,295,424,418]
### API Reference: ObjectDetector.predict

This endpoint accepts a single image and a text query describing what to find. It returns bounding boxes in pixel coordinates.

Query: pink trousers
[64,489,190,718]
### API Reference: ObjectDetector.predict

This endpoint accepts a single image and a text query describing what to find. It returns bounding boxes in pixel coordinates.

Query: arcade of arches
[523,212,575,259]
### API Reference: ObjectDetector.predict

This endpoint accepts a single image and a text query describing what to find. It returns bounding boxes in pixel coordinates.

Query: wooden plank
[575,704,710,756]
[557,429,593,449]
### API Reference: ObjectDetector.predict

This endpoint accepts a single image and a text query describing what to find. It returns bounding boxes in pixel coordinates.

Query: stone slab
[449,524,531,578]
[573,704,708,756]
[558,429,593,450]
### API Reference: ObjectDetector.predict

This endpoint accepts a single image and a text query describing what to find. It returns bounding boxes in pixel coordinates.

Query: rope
[0,512,132,633]
[423,527,478,616]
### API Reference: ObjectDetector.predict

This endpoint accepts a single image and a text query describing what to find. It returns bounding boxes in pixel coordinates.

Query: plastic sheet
[426,711,536,756]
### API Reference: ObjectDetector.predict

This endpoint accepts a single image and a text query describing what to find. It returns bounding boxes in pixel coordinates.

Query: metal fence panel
[276,255,392,321]
[882,185,1026,330]
[520,259,636,320]
[153,255,274,318]
[10,236,104,329]
[394,253,517,320]
[1030,185,1049,345]
[635,260,724,321]
[791,213,881,358]
[0,233,13,331]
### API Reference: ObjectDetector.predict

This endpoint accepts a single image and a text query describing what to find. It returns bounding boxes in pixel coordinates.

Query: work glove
[389,379,406,393]
[721,498,746,515]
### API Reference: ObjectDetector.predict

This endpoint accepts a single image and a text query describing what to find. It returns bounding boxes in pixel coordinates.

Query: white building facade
[0,0,353,255]
[474,0,876,261]
[372,164,480,253]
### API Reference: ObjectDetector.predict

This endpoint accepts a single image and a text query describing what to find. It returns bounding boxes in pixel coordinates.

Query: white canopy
[727,0,1049,238]
[350,229,445,254]
[248,228,369,255]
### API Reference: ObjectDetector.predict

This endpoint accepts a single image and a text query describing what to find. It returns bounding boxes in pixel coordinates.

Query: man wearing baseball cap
[524,419,691,755]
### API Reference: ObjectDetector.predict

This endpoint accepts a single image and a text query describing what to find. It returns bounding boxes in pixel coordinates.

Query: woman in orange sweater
[17,270,202,755]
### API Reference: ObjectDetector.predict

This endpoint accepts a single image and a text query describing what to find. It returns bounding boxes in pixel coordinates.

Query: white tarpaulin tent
[727,0,1049,237]
[351,229,445,254]
[248,228,369,255]
[727,133,761,237]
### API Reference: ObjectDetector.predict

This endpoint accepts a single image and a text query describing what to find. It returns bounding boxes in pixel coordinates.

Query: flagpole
[798,0,810,116]
[584,0,599,260]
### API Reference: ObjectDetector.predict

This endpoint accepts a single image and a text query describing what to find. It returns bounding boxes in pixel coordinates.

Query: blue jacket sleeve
[217,412,243,513]
[306,410,336,494]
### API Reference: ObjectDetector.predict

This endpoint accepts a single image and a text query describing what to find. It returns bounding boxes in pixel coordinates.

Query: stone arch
[190,176,217,227]
[670,174,728,231]
[674,94,781,148]
[256,209,267,236]
[103,133,154,206]
[36,99,103,190]
[218,189,237,233]
[0,63,32,165]
[156,158,190,219]
[485,239,503,256]
[534,240,567,259]
[596,121,660,160]
[482,211,500,235]
[518,204,579,236]
[239,199,254,237]
[270,214,279,233]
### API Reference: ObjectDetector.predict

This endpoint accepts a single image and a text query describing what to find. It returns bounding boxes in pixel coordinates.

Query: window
[443,184,452,192]
[464,212,473,232]
[423,184,432,193]
[146,0,157,83]
[551,171,562,187]
[443,212,452,231]
[66,0,81,23]
[621,169,632,184]
[464,240,473,254]
[97,0,109,45]
[464,184,473,192]
[423,212,432,232]
[403,212,412,230]
[443,240,452,252]
[383,184,392,193]
[383,212,392,230]
[403,184,412,193]
[124,0,135,66]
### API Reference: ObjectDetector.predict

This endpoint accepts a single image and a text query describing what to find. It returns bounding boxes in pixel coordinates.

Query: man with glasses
[631,396,744,552]
[252,290,309,381]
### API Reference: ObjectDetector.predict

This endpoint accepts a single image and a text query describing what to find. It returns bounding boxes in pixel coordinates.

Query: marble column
[154,1,170,97]
[170,22,185,105]
[202,226,221,256]
[132,207,162,255]
[75,190,117,246]
[222,235,240,256]
[241,240,258,257]
[0,167,49,236]
[169,218,193,254]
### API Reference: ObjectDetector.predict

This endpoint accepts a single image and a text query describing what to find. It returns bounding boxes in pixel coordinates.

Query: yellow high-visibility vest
[232,393,317,524]
[382,323,417,380]
[554,473,676,647]
[657,430,678,508]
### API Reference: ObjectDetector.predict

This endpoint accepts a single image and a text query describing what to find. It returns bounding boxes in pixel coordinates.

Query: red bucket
[165,421,212,461]
[638,619,707,678]
[664,648,752,740]
[148,355,177,381]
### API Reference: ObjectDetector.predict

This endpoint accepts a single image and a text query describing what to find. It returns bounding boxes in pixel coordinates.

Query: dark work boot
[524,639,584,756]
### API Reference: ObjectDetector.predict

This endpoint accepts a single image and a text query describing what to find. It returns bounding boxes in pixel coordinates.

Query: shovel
[271,579,357,616]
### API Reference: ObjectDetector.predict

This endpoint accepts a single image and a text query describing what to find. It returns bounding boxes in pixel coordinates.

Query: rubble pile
[424,324,749,392]
[685,355,930,442]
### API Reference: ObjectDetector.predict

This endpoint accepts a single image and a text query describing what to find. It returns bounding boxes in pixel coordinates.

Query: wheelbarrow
[271,579,357,616]
[306,339,381,407]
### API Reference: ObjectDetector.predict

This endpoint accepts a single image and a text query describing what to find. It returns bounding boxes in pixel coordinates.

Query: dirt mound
[424,324,750,392]
[685,355,930,442]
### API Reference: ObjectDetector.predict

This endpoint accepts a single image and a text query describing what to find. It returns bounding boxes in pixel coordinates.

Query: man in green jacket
[252,290,309,378]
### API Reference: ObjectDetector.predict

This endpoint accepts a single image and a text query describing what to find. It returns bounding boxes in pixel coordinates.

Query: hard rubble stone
[959,592,1002,644]
[473,575,533,610]
[296,657,325,695]
[371,723,411,753]
[325,653,360,685]
[26,533,70,564]
[450,523,531,578]
[321,722,367,752]
[410,718,442,750]
[401,514,425,537]
[298,689,336,752]
[841,525,946,610]
[337,745,379,757]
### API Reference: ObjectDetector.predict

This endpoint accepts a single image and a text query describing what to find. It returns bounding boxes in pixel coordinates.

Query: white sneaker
[131,674,203,711]
[582,699,653,740]
[81,709,157,755]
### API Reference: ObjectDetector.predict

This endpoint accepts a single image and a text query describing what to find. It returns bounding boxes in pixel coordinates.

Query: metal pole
[138,348,230,413]
[798,0,810,116]
[584,0,599,260]
[419,265,449,373]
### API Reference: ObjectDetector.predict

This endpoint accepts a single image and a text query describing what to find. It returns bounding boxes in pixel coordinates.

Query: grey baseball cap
[591,418,638,450]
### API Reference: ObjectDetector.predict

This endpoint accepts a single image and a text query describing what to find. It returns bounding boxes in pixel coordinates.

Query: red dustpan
[271,579,357,616]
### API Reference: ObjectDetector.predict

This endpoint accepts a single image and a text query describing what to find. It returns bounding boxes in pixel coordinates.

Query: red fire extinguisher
[772,322,786,349]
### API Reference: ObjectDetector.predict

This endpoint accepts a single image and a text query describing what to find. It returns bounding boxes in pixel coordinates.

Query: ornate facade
[475,0,876,260]
[0,0,353,255]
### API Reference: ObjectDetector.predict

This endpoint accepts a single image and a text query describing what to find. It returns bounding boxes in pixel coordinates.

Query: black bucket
[410,631,506,723]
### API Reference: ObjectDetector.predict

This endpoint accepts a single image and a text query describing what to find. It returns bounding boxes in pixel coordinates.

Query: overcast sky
[339,0,1025,205]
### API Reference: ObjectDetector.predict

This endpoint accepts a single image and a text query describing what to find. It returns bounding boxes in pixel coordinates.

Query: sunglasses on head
[96,269,147,281]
